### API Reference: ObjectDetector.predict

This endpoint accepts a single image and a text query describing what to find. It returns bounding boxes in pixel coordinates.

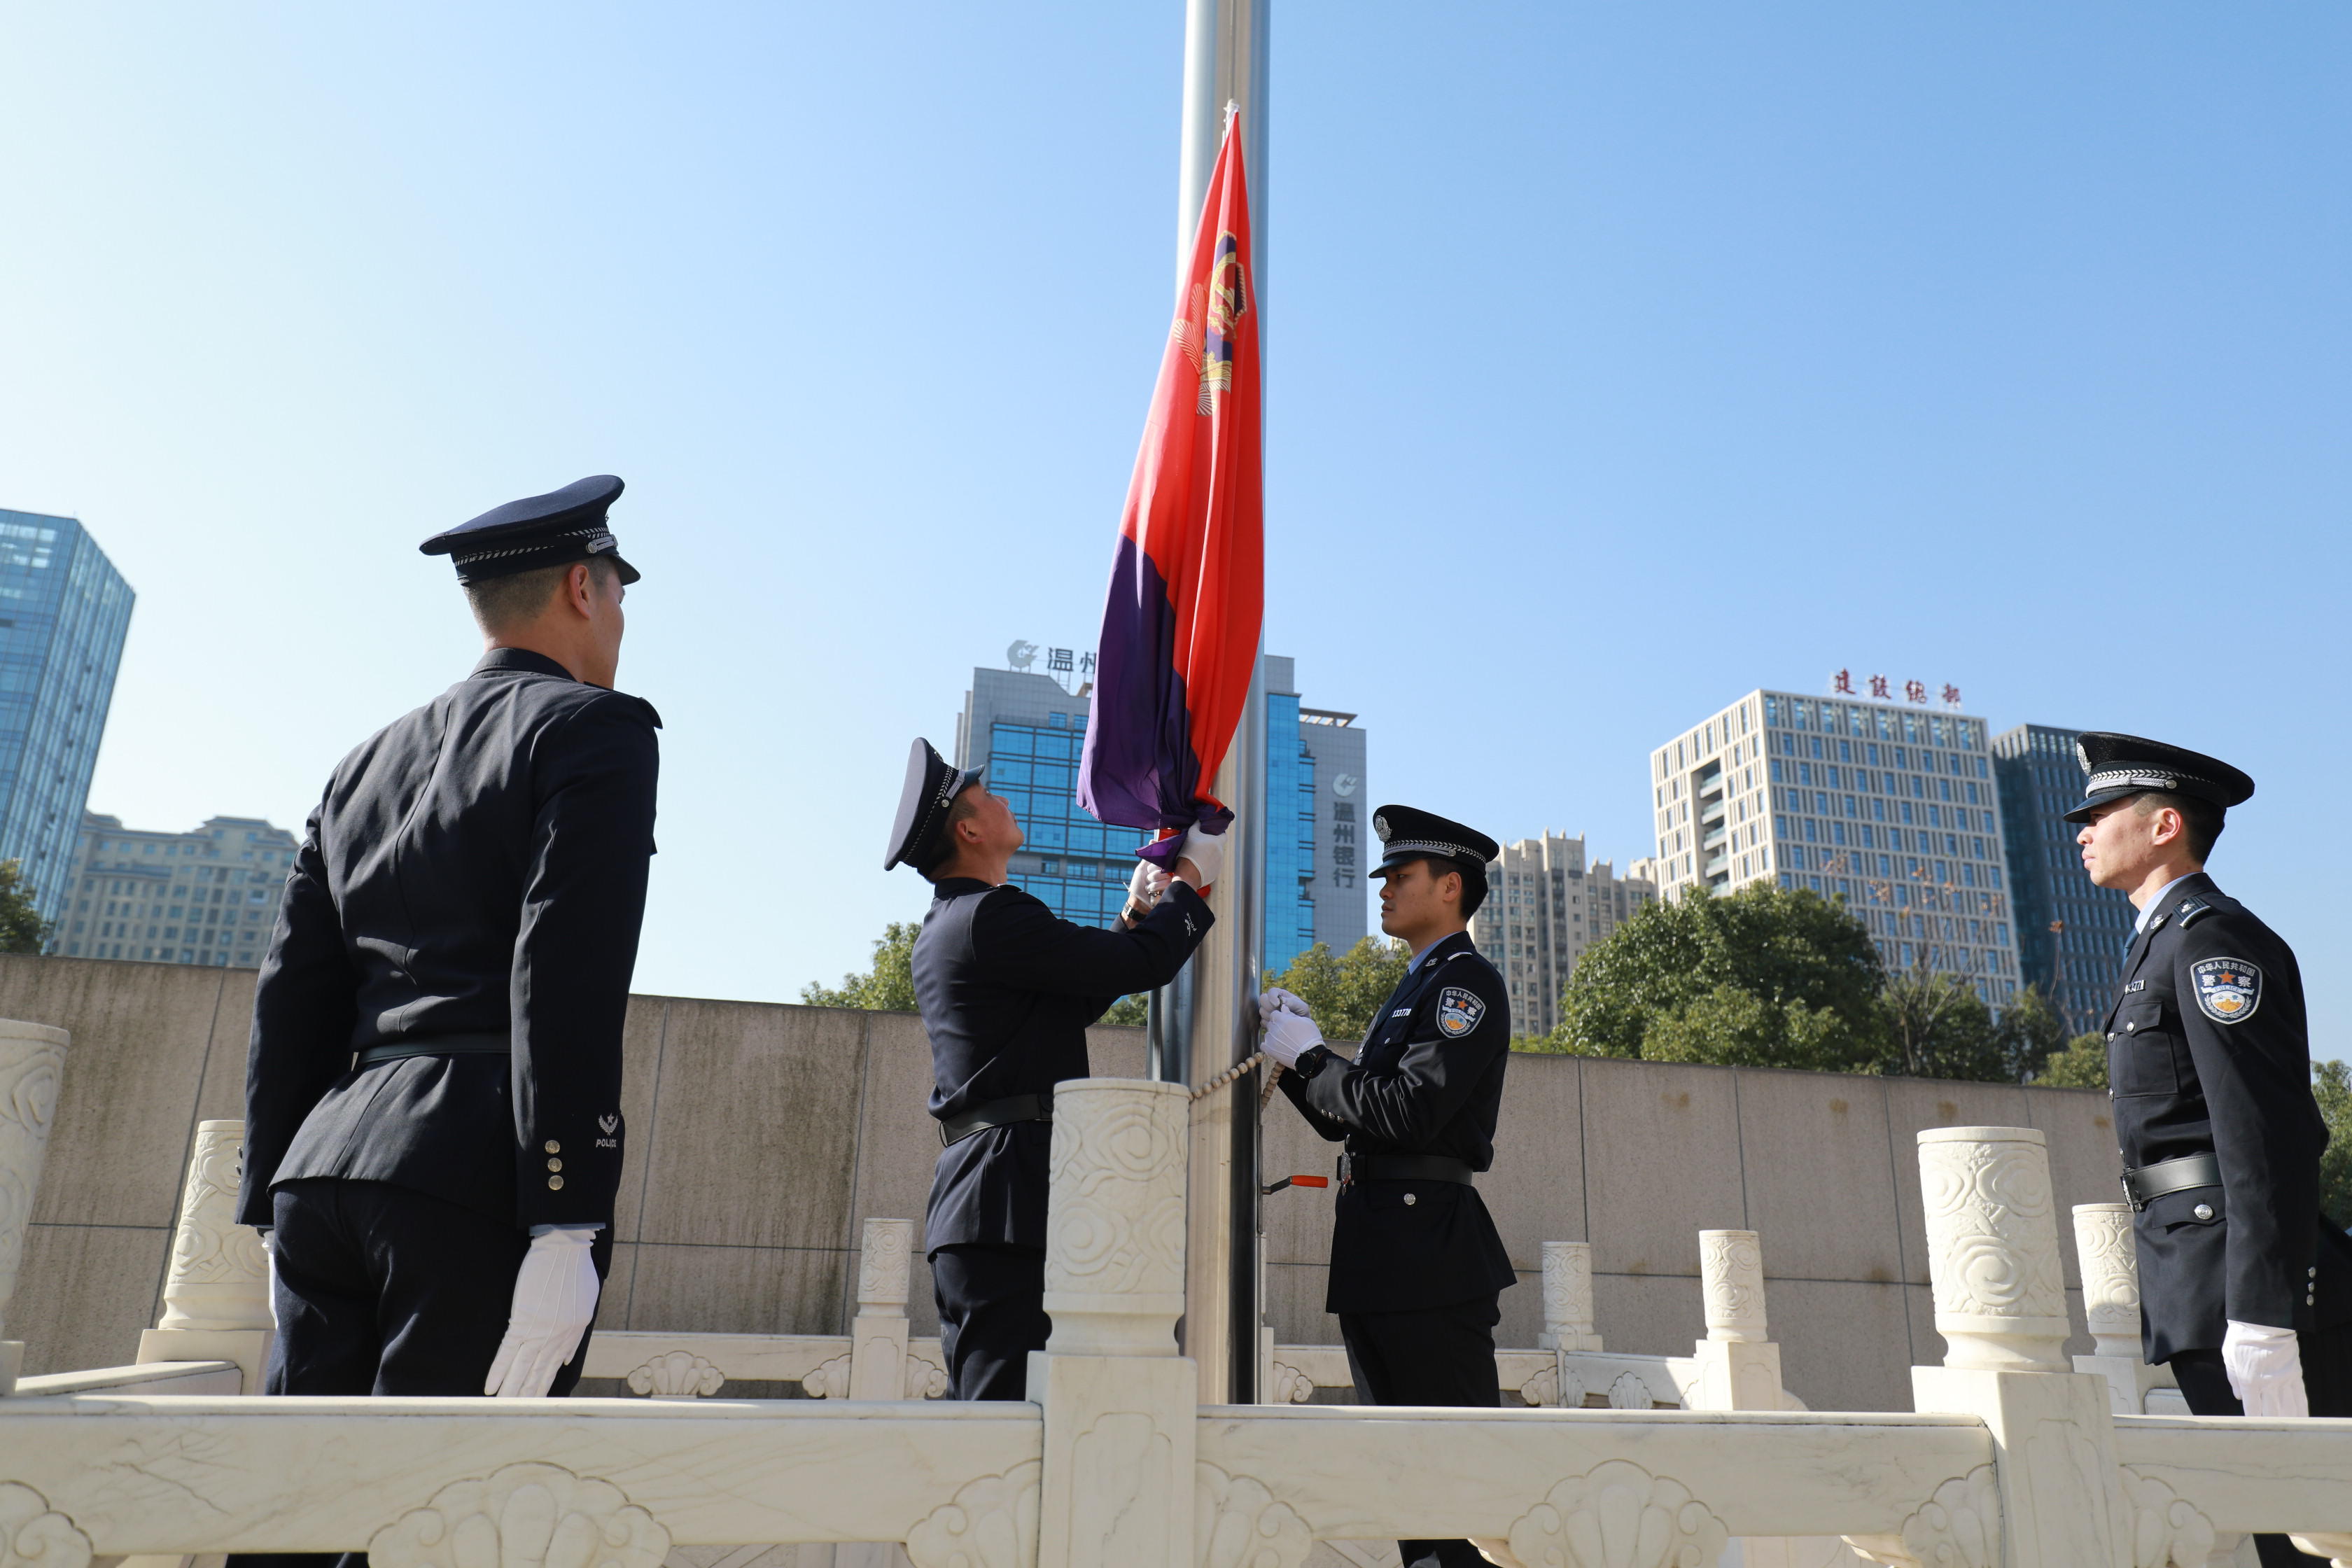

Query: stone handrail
[0,1070,2348,1564]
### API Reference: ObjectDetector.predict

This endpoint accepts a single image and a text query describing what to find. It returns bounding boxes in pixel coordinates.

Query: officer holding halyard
[1259,805,1515,1568]
[886,740,1227,1401]
[2071,733,2350,1564]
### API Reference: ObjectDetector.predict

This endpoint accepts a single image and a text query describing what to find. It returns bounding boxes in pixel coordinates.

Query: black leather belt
[1340,1153,1475,1186]
[2124,1152,2222,1212]
[356,1032,512,1069]
[940,1091,1054,1147]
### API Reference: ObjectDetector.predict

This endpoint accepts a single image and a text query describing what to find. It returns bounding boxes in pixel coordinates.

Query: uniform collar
[1409,929,1474,974]
[472,647,577,681]
[932,877,993,898]
[2134,870,2213,934]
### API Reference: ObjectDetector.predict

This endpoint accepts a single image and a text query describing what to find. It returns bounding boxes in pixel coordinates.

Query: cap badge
[1437,986,1485,1039]
[1373,813,1390,839]
[2192,957,2261,1025]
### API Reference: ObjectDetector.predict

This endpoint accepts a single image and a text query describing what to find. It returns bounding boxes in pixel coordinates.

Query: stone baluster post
[1537,1241,1601,1353]
[137,1120,274,1392]
[848,1217,912,1401]
[0,1021,67,1395]
[1030,1080,1198,1568]
[1902,1127,2130,1568]
[1690,1228,1783,1412]
[2070,1201,2163,1416]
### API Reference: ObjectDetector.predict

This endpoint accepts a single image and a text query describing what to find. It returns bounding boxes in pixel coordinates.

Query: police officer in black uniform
[2071,734,2351,1567]
[885,739,1224,1400]
[1257,806,1515,1568]
[238,476,659,1438]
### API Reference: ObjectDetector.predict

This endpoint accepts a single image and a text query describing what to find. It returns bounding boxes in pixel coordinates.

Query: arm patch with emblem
[1437,986,1485,1037]
[2191,957,2261,1024]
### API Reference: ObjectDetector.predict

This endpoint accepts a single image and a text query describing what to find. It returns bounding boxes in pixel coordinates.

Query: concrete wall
[0,955,2122,1411]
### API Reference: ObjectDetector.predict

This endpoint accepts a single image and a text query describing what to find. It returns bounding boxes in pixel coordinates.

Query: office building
[955,654,1369,964]
[1991,724,2138,1034]
[0,510,135,921]
[1650,690,2022,1003]
[57,813,300,967]
[1467,833,1658,1037]
[1264,655,1368,978]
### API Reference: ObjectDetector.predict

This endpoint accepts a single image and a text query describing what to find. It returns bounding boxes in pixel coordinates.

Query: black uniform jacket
[238,648,660,1233]
[2106,872,2352,1362]
[914,877,1212,1252]
[1278,931,1516,1315]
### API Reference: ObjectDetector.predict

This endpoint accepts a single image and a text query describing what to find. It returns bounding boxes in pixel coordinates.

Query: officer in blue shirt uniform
[2071,734,2350,1568]
[1259,805,1514,1568]
[239,477,659,1458]
[886,739,1224,1399]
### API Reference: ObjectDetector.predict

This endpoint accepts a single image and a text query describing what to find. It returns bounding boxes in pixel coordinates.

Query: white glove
[2222,1320,2308,1418]
[1175,823,1226,886]
[486,1228,602,1397]
[1261,1006,1323,1070]
[1124,858,1163,914]
[1258,987,1311,1027]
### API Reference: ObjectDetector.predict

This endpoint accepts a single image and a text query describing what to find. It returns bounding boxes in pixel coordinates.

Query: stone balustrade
[0,1019,66,1395]
[0,1074,2348,1564]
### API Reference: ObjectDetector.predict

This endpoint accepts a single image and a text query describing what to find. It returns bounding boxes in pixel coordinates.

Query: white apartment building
[1467,832,1658,1037]
[57,812,300,969]
[1648,690,2020,1004]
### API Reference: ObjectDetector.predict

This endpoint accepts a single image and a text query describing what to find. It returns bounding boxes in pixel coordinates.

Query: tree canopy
[0,861,50,956]
[1264,936,1411,1042]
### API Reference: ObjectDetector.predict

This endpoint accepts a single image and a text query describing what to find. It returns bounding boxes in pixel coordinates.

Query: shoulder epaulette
[2177,897,2216,927]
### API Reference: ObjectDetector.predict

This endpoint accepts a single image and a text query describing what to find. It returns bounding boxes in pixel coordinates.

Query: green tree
[2032,1032,2110,1090]
[800,921,918,1011]
[1992,985,2073,1084]
[1877,960,2010,1082]
[0,860,50,955]
[1545,883,1888,1070]
[1102,993,1149,1027]
[1265,935,1412,1042]
[2316,1060,2352,1226]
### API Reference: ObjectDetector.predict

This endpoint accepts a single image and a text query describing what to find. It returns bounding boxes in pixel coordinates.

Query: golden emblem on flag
[1173,232,1250,415]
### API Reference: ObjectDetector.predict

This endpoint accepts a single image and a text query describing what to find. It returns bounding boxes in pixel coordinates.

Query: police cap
[419,475,640,585]
[2062,732,2254,824]
[886,738,984,872]
[1368,804,1498,878]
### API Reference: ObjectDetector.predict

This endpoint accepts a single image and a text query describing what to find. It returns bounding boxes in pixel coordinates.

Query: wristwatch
[1122,900,1151,926]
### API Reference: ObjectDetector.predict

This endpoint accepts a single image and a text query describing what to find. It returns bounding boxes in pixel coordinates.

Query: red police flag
[1077,113,1263,860]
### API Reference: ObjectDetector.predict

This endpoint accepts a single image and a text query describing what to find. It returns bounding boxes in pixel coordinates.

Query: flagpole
[1167,0,1270,1407]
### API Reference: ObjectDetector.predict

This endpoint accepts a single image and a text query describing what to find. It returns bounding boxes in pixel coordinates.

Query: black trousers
[229,1178,610,1568]
[932,1242,1049,1401]
[2171,1322,2352,1568]
[1340,1294,1503,1568]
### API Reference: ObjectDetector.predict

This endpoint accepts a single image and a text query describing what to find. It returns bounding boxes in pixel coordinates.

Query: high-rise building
[1466,832,1658,1037]
[1649,689,2022,1004]
[57,812,300,968]
[1991,724,2137,1034]
[0,510,134,920]
[1264,655,1368,978]
[955,654,1369,959]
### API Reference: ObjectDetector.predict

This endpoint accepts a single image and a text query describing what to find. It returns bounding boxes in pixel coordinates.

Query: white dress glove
[1124,859,1172,916]
[2222,1320,2308,1418]
[1260,1006,1324,1070]
[1176,823,1226,886]
[486,1228,602,1398]
[1258,987,1310,1026]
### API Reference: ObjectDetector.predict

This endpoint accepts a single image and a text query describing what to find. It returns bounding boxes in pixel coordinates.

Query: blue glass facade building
[1992,723,2138,1034]
[1261,683,1317,978]
[0,510,134,923]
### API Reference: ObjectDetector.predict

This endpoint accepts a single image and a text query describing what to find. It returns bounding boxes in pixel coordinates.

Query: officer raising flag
[2070,734,2350,1568]
[887,740,1226,1401]
[1258,806,1515,1568]
[237,475,660,1468]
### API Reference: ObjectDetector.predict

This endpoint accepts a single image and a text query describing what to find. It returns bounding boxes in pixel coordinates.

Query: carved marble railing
[2,1086,2351,1566]
[0,1019,67,1395]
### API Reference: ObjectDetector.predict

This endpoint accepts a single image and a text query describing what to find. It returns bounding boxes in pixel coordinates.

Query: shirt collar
[472,646,577,681]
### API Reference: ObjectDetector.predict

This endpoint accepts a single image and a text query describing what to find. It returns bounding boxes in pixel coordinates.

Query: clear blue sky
[2,5,2344,1053]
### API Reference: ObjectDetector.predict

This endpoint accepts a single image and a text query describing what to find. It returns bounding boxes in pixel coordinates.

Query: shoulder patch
[2191,957,2261,1024]
[1436,986,1486,1038]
